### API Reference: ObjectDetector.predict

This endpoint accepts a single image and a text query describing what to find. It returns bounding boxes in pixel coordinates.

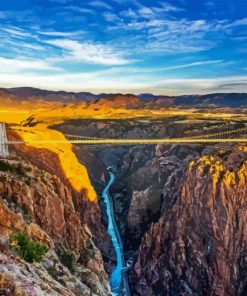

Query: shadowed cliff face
[0,130,111,296]
[132,147,247,296]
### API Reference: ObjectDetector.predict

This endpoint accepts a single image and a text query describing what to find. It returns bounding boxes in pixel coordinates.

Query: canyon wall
[132,146,247,296]
[0,130,111,296]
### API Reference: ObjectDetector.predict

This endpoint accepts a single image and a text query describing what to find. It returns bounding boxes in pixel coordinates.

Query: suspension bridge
[1,123,247,158]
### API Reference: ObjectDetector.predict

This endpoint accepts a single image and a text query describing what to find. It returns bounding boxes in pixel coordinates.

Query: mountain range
[1,87,246,108]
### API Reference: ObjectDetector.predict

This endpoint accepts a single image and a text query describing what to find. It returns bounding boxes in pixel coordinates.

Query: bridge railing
[184,126,247,140]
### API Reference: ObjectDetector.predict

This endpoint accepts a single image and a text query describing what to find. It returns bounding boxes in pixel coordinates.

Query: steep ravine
[74,143,247,296]
[53,120,247,295]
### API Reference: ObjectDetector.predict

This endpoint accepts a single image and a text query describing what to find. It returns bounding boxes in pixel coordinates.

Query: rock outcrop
[132,146,247,296]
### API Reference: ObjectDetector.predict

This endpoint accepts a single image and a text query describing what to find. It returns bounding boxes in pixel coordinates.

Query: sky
[0,0,246,95]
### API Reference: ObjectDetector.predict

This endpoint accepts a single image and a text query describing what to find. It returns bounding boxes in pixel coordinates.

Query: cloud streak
[89,1,112,10]
[46,39,131,65]
[158,60,224,71]
[0,57,61,72]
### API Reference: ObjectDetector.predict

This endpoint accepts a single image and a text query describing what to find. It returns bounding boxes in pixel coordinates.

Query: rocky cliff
[131,146,247,296]
[49,118,247,295]
[0,130,111,296]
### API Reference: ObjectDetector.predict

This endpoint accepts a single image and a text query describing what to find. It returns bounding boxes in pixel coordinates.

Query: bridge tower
[0,122,9,158]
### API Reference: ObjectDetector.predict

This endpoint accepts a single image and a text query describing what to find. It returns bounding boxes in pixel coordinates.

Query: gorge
[0,89,247,296]
[55,114,247,296]
[0,0,246,294]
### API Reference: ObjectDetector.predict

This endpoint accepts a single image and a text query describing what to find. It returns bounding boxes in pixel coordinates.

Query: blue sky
[0,0,246,94]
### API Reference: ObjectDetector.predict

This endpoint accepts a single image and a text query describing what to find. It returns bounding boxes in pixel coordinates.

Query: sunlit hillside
[12,124,97,202]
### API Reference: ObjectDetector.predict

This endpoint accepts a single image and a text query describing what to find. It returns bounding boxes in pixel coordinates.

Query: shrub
[21,204,29,215]
[10,194,18,204]
[10,232,48,263]
[58,248,76,272]
[0,160,12,172]
[0,160,27,177]
[15,163,27,177]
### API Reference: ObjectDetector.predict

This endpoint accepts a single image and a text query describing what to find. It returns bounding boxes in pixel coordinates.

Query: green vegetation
[0,160,27,177]
[10,232,48,263]
[21,204,29,215]
[10,194,18,204]
[58,248,76,272]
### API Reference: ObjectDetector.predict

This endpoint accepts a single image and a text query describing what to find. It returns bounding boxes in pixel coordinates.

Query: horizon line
[3,86,247,97]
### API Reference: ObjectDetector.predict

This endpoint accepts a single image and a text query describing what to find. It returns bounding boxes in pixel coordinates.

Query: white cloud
[38,30,84,37]
[120,8,137,19]
[2,27,32,38]
[0,72,148,93]
[89,1,112,10]
[162,60,223,70]
[15,42,44,51]
[109,17,245,53]
[103,12,120,22]
[158,2,184,12]
[0,57,60,72]
[225,18,247,28]
[0,61,246,95]
[46,39,131,65]
[120,1,183,22]
[154,76,247,94]
[65,6,95,14]
[138,6,153,16]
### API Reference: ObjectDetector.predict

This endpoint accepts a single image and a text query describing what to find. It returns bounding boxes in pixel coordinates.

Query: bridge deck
[5,138,247,145]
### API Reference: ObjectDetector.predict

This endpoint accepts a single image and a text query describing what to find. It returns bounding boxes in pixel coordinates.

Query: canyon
[0,88,247,295]
[54,116,247,296]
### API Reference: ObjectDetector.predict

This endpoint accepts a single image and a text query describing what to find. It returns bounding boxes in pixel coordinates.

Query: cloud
[65,6,95,15]
[103,12,120,22]
[120,1,183,22]
[152,60,224,71]
[89,1,112,10]
[153,76,247,94]
[0,72,148,93]
[38,30,84,37]
[225,18,247,28]
[46,39,131,65]
[120,8,137,18]
[12,42,44,51]
[155,2,184,12]
[0,69,246,95]
[108,16,247,54]
[0,57,60,72]
[138,6,153,17]
[2,27,33,38]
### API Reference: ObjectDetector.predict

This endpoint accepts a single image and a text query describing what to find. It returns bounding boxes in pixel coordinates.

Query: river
[102,170,130,296]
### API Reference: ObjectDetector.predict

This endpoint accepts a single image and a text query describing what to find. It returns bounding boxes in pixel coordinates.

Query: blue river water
[102,171,125,295]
